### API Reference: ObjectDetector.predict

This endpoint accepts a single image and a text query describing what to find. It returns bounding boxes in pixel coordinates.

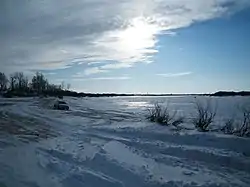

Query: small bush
[192,99,217,131]
[221,103,250,137]
[222,105,250,137]
[147,103,184,126]
[238,105,250,137]
[221,118,235,134]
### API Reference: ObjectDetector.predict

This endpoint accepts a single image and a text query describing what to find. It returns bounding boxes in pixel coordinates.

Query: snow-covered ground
[0,96,250,187]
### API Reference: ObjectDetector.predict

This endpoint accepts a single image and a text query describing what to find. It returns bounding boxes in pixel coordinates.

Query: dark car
[54,100,69,110]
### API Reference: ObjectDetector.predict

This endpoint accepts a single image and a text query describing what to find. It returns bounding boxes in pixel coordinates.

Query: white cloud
[43,72,57,75]
[1,0,250,74]
[73,76,131,81]
[157,72,193,77]
[83,67,108,76]
[80,62,135,75]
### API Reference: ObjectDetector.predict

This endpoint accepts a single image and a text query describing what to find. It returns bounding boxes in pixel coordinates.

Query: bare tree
[12,72,29,91]
[13,72,22,90]
[23,76,29,90]
[32,72,47,93]
[66,83,71,90]
[0,72,8,91]
[9,74,16,90]
[61,81,65,90]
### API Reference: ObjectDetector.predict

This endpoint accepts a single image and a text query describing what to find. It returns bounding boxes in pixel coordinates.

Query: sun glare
[93,17,160,64]
[118,18,159,51]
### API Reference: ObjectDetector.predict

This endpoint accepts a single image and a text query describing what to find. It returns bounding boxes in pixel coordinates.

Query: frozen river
[0,96,250,187]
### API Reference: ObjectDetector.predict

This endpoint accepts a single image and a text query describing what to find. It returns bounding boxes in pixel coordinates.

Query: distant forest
[210,91,250,97]
[0,72,249,97]
[0,72,73,97]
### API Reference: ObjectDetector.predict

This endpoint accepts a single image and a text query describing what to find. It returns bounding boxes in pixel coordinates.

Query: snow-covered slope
[0,96,250,187]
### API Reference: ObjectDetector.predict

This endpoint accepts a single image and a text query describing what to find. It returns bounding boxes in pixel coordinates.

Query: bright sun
[94,17,160,63]
[118,18,158,52]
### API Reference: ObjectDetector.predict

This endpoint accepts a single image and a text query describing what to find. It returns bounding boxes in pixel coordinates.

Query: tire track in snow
[102,141,247,186]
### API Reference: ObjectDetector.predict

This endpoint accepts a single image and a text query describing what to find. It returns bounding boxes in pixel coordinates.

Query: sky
[1,0,250,94]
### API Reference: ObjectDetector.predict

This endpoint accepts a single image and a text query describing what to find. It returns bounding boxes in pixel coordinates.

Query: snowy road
[0,96,250,187]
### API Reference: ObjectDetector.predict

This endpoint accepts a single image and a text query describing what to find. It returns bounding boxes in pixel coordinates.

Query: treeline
[0,71,143,98]
[1,72,249,98]
[211,91,250,97]
[0,72,71,97]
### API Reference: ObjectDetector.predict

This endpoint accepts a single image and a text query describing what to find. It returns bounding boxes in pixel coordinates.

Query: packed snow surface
[0,96,250,187]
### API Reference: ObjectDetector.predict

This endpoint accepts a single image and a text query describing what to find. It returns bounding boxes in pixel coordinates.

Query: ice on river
[0,96,250,187]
